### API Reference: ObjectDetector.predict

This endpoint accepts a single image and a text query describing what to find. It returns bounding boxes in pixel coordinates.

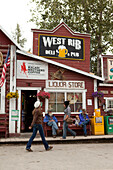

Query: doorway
[21,90,37,132]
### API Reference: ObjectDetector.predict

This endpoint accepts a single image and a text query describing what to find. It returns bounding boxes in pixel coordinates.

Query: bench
[43,114,91,137]
[0,114,9,138]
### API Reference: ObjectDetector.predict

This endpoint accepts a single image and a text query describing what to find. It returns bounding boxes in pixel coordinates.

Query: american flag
[0,49,10,87]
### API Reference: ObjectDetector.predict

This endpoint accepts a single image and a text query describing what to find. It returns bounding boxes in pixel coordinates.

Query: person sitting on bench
[79,109,90,137]
[74,115,80,126]
[43,109,60,138]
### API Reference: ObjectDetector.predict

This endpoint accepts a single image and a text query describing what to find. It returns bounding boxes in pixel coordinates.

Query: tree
[12,23,27,48]
[29,0,113,76]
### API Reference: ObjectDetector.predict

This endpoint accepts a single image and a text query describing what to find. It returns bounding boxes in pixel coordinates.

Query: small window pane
[67,93,74,112]
[57,104,64,112]
[76,93,82,103]
[50,103,56,112]
[57,93,64,112]
[49,92,64,112]
[75,103,82,112]
[49,93,56,103]
[67,92,82,112]
[49,93,56,112]
[108,100,113,109]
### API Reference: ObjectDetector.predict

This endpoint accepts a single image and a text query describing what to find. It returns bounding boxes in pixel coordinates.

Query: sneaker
[26,148,33,152]
[57,129,62,134]
[46,146,53,151]
[84,134,87,137]
[53,135,56,138]
[60,137,66,140]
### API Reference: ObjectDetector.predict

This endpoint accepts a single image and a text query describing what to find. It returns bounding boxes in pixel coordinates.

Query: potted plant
[92,91,104,106]
[92,91,104,98]
[6,91,19,100]
[37,91,50,100]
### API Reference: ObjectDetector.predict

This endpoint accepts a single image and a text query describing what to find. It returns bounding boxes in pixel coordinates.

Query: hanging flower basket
[37,91,50,100]
[92,91,104,98]
[6,91,19,99]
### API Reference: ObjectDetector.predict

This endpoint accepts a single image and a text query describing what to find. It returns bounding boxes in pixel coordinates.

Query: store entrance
[21,90,37,132]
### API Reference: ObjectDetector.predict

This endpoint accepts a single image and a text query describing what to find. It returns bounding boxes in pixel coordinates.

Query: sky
[0,0,36,51]
[0,0,112,55]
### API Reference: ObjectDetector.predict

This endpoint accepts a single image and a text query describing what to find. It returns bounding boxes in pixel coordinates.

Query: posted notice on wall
[87,99,92,105]
[11,110,19,121]
[17,60,48,79]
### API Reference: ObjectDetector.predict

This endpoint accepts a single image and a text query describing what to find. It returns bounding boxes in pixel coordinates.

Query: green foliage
[12,23,27,48]
[29,0,113,75]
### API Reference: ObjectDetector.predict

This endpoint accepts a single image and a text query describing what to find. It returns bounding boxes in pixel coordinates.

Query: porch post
[9,45,17,134]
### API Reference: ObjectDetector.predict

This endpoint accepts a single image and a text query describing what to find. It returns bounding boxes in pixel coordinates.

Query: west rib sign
[38,34,85,60]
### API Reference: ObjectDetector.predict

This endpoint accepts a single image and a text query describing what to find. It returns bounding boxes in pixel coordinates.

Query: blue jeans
[81,120,90,135]
[62,121,76,139]
[47,121,58,136]
[26,124,49,150]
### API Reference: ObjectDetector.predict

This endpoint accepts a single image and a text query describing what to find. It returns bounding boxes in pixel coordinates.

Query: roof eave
[17,49,104,81]
[31,22,91,38]
[0,25,24,51]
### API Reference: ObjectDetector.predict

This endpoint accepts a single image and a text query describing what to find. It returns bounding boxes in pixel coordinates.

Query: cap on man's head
[82,109,86,112]
[34,101,40,108]
[48,109,52,112]
[48,105,53,112]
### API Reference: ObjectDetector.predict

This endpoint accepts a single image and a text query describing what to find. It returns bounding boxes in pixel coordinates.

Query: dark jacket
[31,107,43,127]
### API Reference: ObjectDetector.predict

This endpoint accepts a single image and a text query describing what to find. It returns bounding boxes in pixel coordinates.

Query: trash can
[104,116,113,135]
[91,116,104,135]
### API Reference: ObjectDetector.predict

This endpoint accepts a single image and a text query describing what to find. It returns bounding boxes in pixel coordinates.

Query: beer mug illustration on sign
[56,45,68,58]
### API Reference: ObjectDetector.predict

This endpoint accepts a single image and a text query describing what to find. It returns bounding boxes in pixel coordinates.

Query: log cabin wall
[0,29,14,114]
[0,30,15,136]
[48,64,94,116]
[16,54,46,87]
[16,52,95,116]
[98,55,113,115]
[0,45,10,114]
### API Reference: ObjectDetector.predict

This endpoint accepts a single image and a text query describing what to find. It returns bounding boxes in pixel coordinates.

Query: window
[48,92,82,113]
[49,92,64,112]
[107,99,113,109]
[67,92,82,112]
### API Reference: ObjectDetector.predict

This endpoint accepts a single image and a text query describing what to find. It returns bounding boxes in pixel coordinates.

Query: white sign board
[17,60,48,79]
[87,99,92,106]
[11,110,19,121]
[46,80,85,89]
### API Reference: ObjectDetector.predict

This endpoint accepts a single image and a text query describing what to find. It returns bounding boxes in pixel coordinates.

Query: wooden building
[98,55,113,114]
[0,23,104,136]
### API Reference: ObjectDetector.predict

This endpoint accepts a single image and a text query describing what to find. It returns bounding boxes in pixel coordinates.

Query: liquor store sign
[46,80,85,89]
[38,34,85,60]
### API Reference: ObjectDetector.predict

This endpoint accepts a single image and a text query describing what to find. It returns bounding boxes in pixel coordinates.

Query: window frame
[46,89,87,114]
[104,97,113,110]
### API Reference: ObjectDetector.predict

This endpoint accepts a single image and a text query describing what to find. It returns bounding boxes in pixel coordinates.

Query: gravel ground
[0,143,113,170]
